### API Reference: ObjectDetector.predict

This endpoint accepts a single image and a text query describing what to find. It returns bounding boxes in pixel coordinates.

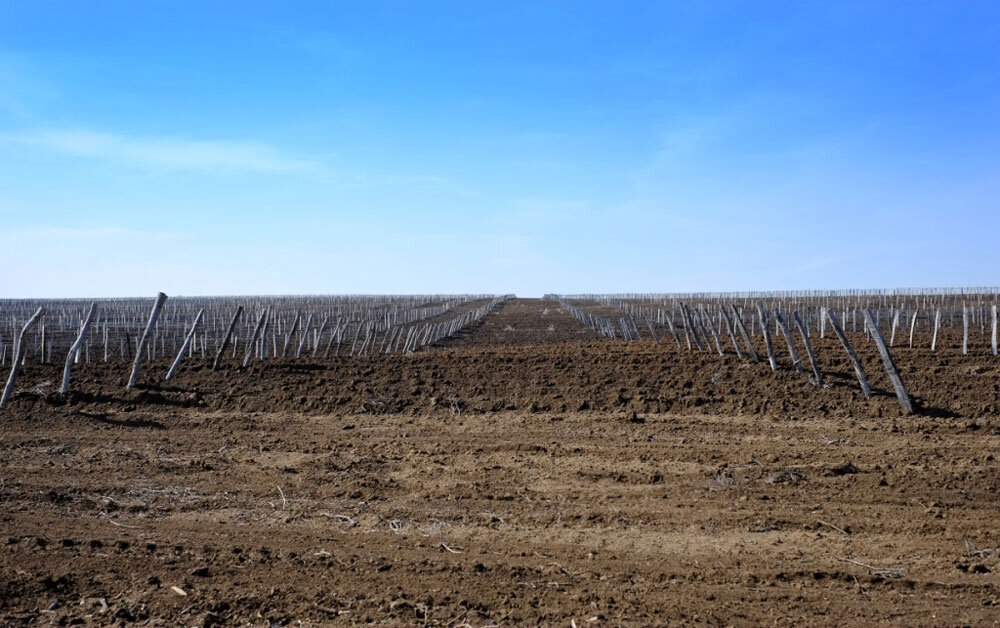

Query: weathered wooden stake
[720,307,744,360]
[664,314,682,349]
[243,308,269,367]
[1,307,45,409]
[166,308,204,381]
[826,308,871,399]
[282,310,302,358]
[793,311,822,387]
[729,305,760,362]
[678,310,692,350]
[212,306,243,371]
[863,308,914,414]
[60,303,96,395]
[295,313,314,357]
[962,305,969,355]
[931,308,941,352]
[127,293,167,390]
[992,305,998,356]
[773,310,803,374]
[312,316,330,357]
[756,303,778,371]
[680,304,704,351]
[699,309,724,356]
[644,316,659,343]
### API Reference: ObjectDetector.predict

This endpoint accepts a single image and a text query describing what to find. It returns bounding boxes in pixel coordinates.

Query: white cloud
[2,128,317,172]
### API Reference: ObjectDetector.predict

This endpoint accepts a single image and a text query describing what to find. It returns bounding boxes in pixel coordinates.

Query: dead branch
[817,519,850,535]
[839,556,902,579]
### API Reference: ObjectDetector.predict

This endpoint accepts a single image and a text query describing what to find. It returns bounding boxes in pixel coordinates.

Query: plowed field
[2,299,999,626]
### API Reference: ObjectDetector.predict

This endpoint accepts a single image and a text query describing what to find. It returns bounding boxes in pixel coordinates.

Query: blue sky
[2,1,999,297]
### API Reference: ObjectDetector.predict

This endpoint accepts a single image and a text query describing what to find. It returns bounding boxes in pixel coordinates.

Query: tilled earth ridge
[1,299,999,626]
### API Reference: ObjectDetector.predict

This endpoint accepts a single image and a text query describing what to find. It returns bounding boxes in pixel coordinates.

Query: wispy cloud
[1,128,317,172]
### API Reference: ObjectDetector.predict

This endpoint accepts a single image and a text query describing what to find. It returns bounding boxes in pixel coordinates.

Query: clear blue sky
[2,1,998,297]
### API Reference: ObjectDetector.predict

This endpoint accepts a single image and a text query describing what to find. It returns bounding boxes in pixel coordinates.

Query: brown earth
[2,298,1000,626]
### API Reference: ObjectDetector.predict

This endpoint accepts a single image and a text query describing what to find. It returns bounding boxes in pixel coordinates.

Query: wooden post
[826,308,872,399]
[243,308,269,367]
[773,310,803,373]
[931,308,941,351]
[793,311,822,387]
[756,303,777,371]
[325,321,342,358]
[1,307,45,409]
[680,304,704,351]
[992,305,998,356]
[863,308,914,414]
[212,306,243,371]
[127,293,167,390]
[962,305,969,355]
[909,309,919,348]
[311,315,330,357]
[165,308,204,381]
[699,308,724,356]
[677,310,692,350]
[664,314,682,349]
[720,307,744,360]
[282,310,301,358]
[644,316,659,343]
[295,313,313,357]
[60,303,97,395]
[729,305,760,362]
[890,309,899,347]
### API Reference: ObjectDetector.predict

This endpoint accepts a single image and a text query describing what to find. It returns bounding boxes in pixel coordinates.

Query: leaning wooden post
[281,310,301,358]
[643,316,660,344]
[931,308,941,352]
[826,308,871,399]
[793,311,823,387]
[212,306,243,371]
[59,303,97,395]
[243,308,269,367]
[863,308,914,414]
[663,314,683,349]
[1,307,45,409]
[127,293,167,390]
[698,309,724,356]
[773,310,803,374]
[295,313,314,357]
[720,307,744,360]
[165,308,204,381]
[756,303,778,371]
[677,310,692,350]
[679,303,704,351]
[311,315,330,357]
[729,305,759,362]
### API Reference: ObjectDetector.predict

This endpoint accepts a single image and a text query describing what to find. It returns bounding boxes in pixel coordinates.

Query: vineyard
[2,291,1000,625]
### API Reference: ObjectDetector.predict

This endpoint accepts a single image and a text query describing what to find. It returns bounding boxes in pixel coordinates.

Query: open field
[3,296,1000,625]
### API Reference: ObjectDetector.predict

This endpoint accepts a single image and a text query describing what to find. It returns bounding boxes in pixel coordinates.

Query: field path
[437,297,602,347]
